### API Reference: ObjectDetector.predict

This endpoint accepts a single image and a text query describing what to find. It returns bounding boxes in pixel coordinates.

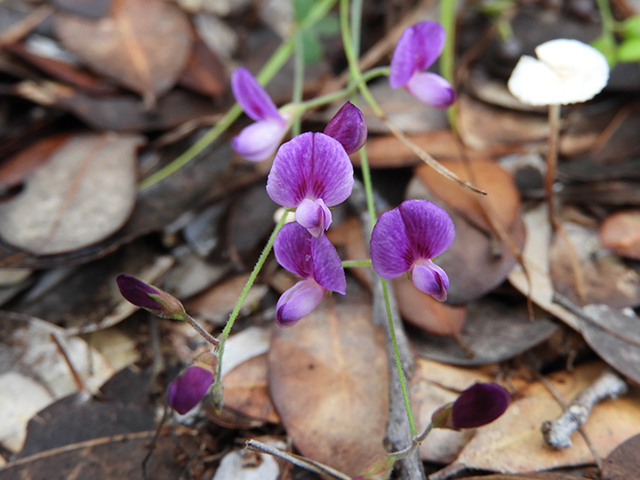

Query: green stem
[184,313,219,346]
[214,212,289,388]
[595,0,616,37]
[341,259,372,268]
[138,0,338,190]
[292,30,305,137]
[340,0,417,439]
[440,0,458,131]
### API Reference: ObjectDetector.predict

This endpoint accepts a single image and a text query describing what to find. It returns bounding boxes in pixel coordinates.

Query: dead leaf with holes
[54,0,192,107]
[0,132,142,256]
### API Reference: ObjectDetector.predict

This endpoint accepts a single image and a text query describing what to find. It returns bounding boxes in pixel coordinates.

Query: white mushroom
[507,39,610,106]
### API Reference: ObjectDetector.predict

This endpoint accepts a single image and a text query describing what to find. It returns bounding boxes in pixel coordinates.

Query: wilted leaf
[0,311,114,452]
[549,221,640,308]
[410,297,558,366]
[448,362,640,474]
[0,132,142,255]
[415,158,521,234]
[54,0,193,106]
[508,205,580,331]
[268,301,388,477]
[602,432,640,480]
[600,209,640,260]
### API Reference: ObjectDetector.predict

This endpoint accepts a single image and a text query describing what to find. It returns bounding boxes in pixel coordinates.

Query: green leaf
[618,37,640,62]
[313,15,339,37]
[592,34,618,66]
[301,30,323,65]
[622,15,640,39]
[294,0,314,23]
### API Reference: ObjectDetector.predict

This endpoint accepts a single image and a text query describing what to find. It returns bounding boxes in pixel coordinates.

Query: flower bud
[324,101,368,154]
[431,383,510,430]
[116,273,186,321]
[168,365,215,415]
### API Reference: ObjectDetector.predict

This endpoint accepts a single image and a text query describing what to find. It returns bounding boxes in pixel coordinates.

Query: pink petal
[412,260,449,302]
[323,101,368,154]
[398,199,455,259]
[311,232,346,294]
[276,278,326,327]
[274,222,314,279]
[390,26,418,89]
[168,365,214,415]
[295,198,332,238]
[405,72,456,109]
[232,119,287,162]
[451,383,511,429]
[231,67,282,121]
[412,21,446,72]
[370,207,414,279]
[266,132,354,208]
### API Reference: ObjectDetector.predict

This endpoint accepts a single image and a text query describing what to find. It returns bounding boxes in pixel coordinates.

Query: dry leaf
[508,205,580,331]
[54,0,192,105]
[549,221,640,308]
[600,209,640,260]
[268,301,388,477]
[0,132,142,255]
[212,438,287,480]
[449,362,640,474]
[414,158,521,234]
[602,432,640,480]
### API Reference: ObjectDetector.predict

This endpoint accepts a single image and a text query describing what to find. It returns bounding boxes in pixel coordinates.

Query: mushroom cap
[507,39,609,106]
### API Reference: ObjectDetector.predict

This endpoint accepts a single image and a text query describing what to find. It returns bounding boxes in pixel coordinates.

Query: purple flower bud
[168,365,215,415]
[370,200,455,302]
[323,102,368,154]
[231,67,288,162]
[432,383,510,430]
[273,222,346,326]
[116,274,186,320]
[389,21,456,109]
[267,132,354,237]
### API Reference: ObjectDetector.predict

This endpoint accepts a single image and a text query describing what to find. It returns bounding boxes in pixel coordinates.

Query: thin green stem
[440,0,458,131]
[595,0,616,37]
[292,30,305,137]
[214,212,289,387]
[341,259,372,268]
[138,0,337,190]
[183,313,219,346]
[340,0,417,440]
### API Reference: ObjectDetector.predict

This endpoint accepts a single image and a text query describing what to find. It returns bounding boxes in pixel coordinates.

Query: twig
[541,368,627,454]
[49,332,91,395]
[245,440,351,480]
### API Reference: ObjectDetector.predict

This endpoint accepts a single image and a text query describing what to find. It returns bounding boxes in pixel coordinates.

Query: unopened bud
[116,273,186,321]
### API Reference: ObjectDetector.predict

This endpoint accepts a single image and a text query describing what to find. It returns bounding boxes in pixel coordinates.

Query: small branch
[245,440,351,480]
[183,313,219,347]
[50,333,90,395]
[541,368,628,450]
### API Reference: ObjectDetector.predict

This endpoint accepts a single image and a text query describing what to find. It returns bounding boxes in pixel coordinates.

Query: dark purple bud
[432,383,510,430]
[116,273,186,320]
[324,101,368,154]
[168,365,215,415]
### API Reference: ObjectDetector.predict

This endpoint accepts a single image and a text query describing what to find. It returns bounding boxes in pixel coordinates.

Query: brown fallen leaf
[446,362,640,475]
[268,300,388,478]
[599,209,640,260]
[0,132,142,255]
[549,221,640,308]
[54,0,193,106]
[602,432,640,480]
[177,38,227,98]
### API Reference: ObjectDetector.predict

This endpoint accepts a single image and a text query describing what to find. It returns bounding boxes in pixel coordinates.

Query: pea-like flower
[116,273,186,320]
[231,67,289,162]
[323,101,367,154]
[370,199,454,302]
[267,132,354,237]
[168,364,215,415]
[274,222,346,326]
[431,383,511,430]
[389,21,456,109]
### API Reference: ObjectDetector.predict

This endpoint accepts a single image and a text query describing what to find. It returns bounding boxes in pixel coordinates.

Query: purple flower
[370,200,454,301]
[389,21,455,109]
[324,101,367,154]
[116,273,186,320]
[274,222,346,326]
[231,67,289,162]
[168,365,215,415]
[431,383,511,430]
[267,132,354,237]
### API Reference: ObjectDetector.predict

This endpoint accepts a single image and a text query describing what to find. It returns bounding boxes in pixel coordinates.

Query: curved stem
[341,259,372,268]
[292,30,305,137]
[184,313,219,346]
[138,0,338,190]
[440,0,458,131]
